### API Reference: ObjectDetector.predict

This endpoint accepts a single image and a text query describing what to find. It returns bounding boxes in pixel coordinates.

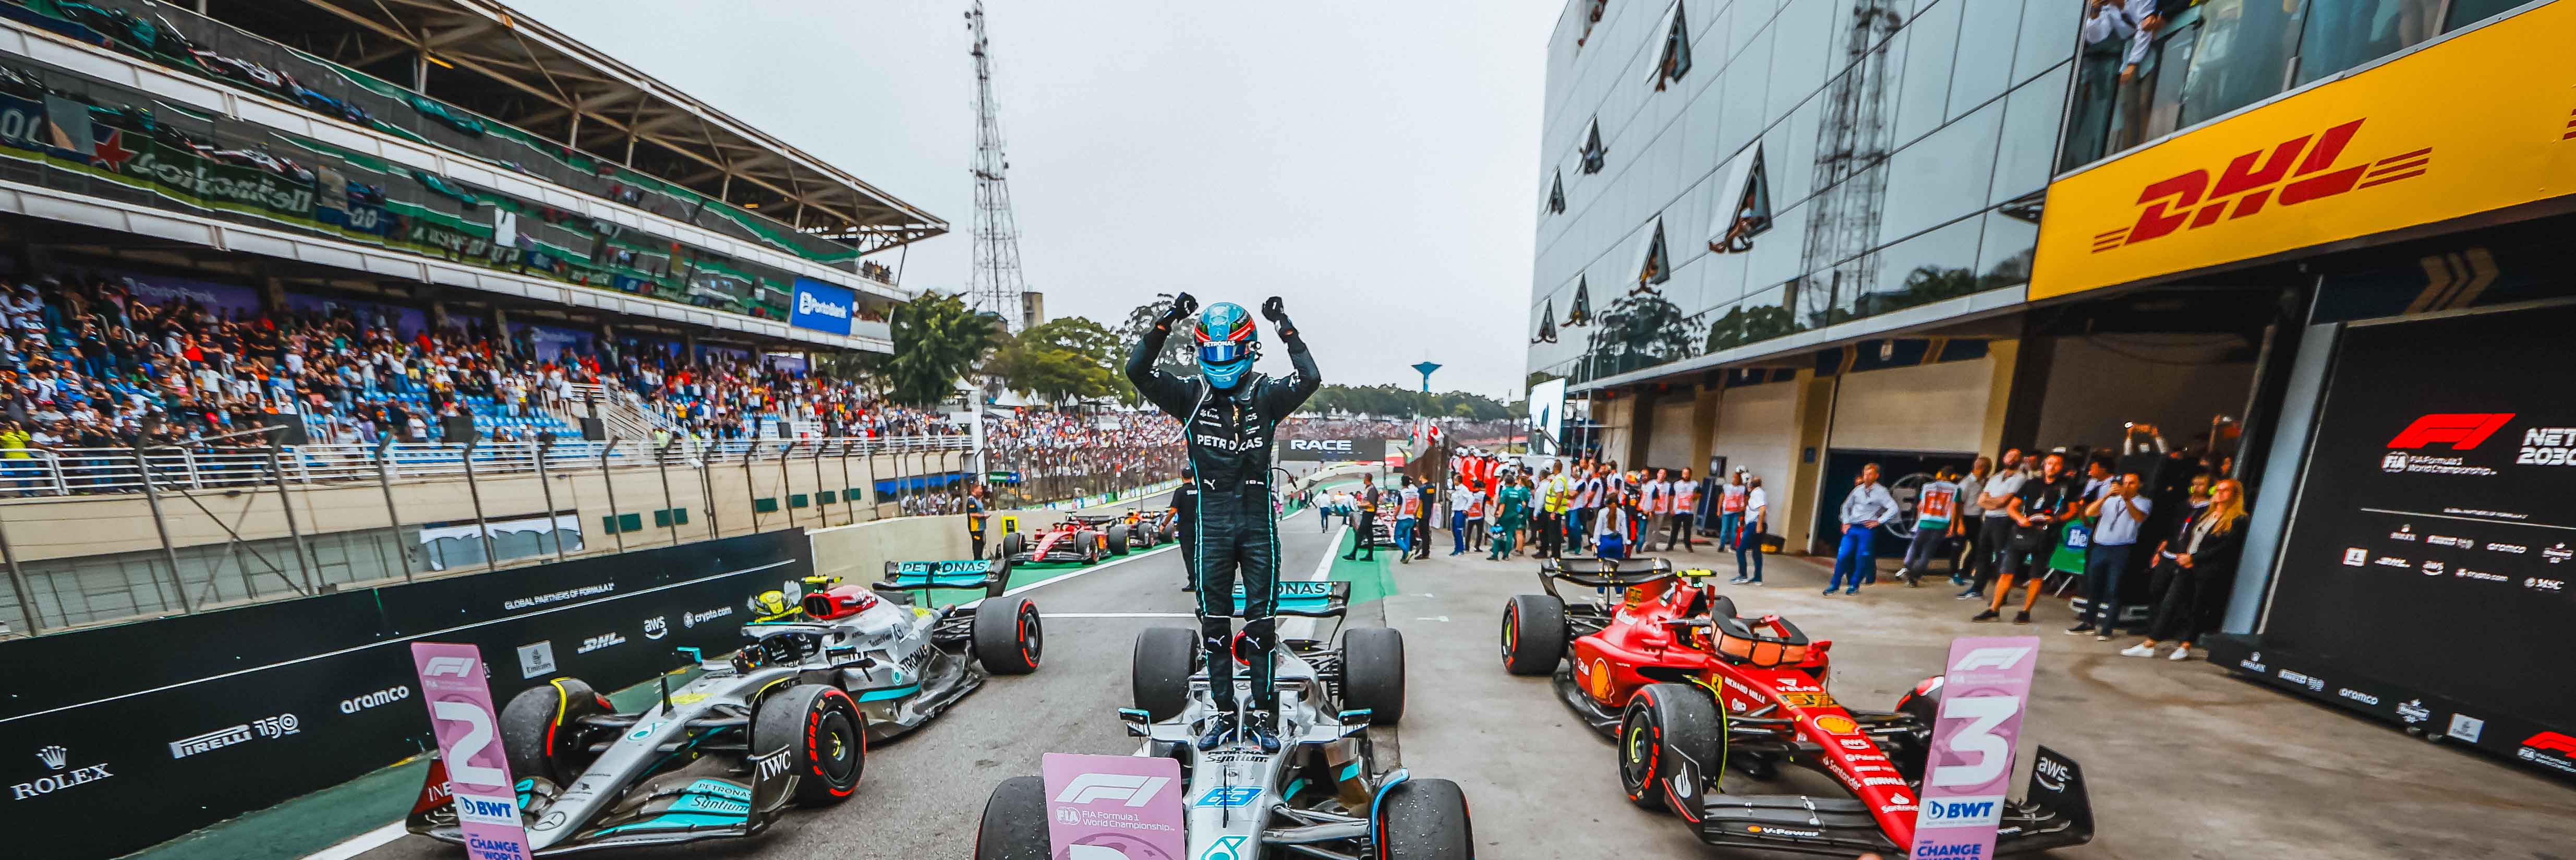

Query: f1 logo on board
[2091,118,2429,253]
[1950,647,2033,673]
[1052,773,1170,807]
[422,657,479,678]
[2387,413,2514,450]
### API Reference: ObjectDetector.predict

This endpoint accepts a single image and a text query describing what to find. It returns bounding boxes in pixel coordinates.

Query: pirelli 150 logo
[2092,118,2428,253]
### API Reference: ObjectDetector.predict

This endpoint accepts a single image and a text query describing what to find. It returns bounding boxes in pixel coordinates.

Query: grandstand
[0,0,960,637]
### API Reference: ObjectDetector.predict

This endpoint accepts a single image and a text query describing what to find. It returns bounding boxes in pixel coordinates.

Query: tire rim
[1018,606,1044,666]
[1622,715,1659,796]
[815,711,858,784]
[1500,606,1519,664]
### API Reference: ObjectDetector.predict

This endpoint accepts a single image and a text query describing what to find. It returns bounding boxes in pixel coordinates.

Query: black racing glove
[1156,292,1199,331]
[1262,296,1297,339]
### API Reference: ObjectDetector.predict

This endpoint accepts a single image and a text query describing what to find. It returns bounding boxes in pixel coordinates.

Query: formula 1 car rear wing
[1536,556,1677,597]
[1226,580,1350,619]
[1684,745,2095,857]
[879,558,1014,599]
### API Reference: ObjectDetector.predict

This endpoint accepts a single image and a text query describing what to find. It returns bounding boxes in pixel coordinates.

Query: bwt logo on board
[2091,119,2429,253]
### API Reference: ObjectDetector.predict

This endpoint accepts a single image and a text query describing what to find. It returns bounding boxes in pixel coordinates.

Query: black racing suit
[1126,319,1319,711]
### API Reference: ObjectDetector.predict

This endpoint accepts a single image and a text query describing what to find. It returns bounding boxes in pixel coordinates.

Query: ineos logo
[340,685,413,714]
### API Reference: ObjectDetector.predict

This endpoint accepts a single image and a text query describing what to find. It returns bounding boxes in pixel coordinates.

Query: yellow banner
[2029,2,2576,301]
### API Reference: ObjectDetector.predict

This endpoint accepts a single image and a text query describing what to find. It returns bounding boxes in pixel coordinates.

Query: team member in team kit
[1895,467,1963,586]
[1664,467,1699,552]
[1975,451,2080,624]
[1126,293,1320,751]
[1345,473,1379,562]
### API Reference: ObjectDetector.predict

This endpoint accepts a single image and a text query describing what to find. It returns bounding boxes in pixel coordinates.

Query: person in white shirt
[1964,449,2029,600]
[1827,464,1900,595]
[1663,468,1699,552]
[1639,468,1671,548]
[2071,471,2152,639]
[1950,457,1990,588]
[1731,476,1769,584]
[1449,482,1483,556]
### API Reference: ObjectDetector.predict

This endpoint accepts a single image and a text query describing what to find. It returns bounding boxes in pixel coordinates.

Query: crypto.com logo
[2092,119,2429,252]
[1053,773,1170,806]
[2387,413,2515,450]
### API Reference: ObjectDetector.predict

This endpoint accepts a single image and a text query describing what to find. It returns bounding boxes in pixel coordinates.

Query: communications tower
[964,1,1028,329]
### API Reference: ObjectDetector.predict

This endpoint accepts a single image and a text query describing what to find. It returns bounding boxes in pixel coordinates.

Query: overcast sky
[507,0,1561,401]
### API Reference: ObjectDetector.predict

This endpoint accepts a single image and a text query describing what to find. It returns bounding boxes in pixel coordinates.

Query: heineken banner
[0,92,538,271]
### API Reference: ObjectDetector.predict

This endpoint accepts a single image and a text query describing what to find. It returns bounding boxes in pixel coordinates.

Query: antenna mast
[965,1,1029,330]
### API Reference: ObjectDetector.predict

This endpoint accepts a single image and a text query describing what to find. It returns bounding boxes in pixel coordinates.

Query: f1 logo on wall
[2387,413,2514,450]
[2091,118,2428,253]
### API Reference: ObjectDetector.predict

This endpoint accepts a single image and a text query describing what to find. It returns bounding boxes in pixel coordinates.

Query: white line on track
[963,542,1181,607]
[301,822,404,860]
[1283,524,1347,639]
[1046,612,1199,618]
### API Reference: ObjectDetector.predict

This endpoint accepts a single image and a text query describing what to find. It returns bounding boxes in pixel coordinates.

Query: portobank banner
[2029,2,2576,301]
[788,277,856,336]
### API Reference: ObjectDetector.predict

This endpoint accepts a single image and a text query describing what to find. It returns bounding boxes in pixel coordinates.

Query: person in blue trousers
[1827,464,1898,595]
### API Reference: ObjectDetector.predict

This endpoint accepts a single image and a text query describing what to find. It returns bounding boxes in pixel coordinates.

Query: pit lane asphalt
[350,509,2576,860]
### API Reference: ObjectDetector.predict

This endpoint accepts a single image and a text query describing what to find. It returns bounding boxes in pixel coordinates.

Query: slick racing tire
[1340,627,1407,725]
[754,684,865,806]
[1376,778,1474,860]
[1000,532,1026,562]
[1499,594,1569,676]
[974,775,1050,860]
[1619,683,1721,817]
[1133,627,1200,721]
[499,677,611,786]
[1889,675,1945,783]
[1106,524,1131,556]
[973,596,1044,674]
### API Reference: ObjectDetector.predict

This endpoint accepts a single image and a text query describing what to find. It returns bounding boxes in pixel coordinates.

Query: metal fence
[0,433,973,638]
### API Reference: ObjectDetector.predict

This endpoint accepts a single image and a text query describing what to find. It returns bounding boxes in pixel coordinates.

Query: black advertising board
[2254,305,2575,778]
[0,530,812,860]
[1280,437,1387,462]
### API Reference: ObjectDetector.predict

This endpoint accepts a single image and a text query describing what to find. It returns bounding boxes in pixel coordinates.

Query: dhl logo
[2092,119,2429,253]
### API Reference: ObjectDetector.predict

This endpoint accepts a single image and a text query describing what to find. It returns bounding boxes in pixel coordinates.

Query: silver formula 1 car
[404,558,1042,854]
[972,581,1473,860]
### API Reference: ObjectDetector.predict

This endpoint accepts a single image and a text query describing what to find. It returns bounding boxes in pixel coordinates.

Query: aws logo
[2093,119,2428,253]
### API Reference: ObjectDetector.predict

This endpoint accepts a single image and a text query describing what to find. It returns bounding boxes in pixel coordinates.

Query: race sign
[410,643,533,860]
[1909,636,2041,860]
[1041,752,1186,860]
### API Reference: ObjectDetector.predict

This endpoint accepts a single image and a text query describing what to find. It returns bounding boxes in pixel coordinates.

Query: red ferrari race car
[1498,557,2094,857]
[1000,518,1111,565]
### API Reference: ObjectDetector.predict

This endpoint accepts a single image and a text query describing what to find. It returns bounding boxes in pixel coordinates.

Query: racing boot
[1195,709,1242,750]
[1241,709,1281,754]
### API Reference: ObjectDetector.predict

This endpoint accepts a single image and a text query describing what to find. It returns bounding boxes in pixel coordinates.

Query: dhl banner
[2030,2,2576,301]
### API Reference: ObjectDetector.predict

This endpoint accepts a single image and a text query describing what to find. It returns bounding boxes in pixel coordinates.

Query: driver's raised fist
[1260,296,1286,321]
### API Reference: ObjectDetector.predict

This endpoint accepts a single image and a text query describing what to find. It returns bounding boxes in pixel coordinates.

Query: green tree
[994,316,1121,405]
[1114,295,1194,396]
[876,291,1003,407]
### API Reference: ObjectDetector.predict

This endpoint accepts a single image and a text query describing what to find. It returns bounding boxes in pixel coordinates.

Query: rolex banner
[0,531,812,860]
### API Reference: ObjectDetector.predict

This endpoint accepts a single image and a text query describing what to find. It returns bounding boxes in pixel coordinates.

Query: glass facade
[2059,0,2549,173]
[1528,0,2074,387]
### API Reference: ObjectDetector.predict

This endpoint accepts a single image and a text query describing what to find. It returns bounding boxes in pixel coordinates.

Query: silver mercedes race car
[404,558,1042,854]
[972,581,1473,860]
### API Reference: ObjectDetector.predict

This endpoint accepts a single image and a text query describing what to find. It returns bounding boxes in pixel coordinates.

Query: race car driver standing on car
[1126,293,1319,752]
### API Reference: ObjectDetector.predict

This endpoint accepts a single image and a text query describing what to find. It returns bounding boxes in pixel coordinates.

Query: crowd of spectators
[0,270,964,490]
